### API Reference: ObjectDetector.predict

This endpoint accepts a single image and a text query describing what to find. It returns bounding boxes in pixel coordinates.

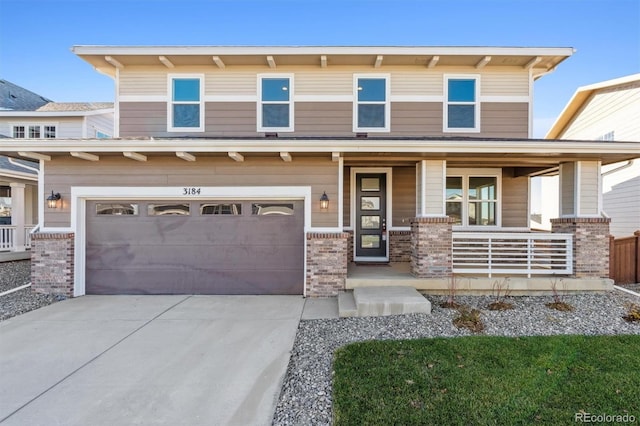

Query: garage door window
[148,203,190,216]
[252,203,294,216]
[96,203,139,215]
[200,203,242,215]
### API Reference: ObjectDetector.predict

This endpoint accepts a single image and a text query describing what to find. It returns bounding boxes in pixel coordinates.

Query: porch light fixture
[46,191,61,209]
[320,191,329,210]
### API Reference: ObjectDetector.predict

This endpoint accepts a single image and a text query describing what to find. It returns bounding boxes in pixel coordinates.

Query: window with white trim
[446,169,500,227]
[12,124,56,138]
[444,75,480,132]
[168,74,204,132]
[354,74,390,132]
[258,75,293,132]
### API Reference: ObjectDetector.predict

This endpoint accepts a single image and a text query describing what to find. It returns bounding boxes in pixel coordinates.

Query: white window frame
[11,123,57,139]
[167,73,205,133]
[446,168,501,229]
[443,74,480,133]
[257,73,294,132]
[353,73,390,133]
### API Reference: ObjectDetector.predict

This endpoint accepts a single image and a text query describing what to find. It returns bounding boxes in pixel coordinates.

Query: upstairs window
[354,75,389,132]
[444,75,480,133]
[12,124,56,138]
[258,75,293,132]
[168,75,204,132]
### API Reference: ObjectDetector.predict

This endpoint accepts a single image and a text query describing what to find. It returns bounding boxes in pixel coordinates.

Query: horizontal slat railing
[452,232,573,277]
[0,225,16,252]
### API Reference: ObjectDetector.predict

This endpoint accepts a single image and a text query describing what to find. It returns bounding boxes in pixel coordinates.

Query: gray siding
[43,156,339,228]
[392,167,416,226]
[502,170,529,227]
[119,101,528,138]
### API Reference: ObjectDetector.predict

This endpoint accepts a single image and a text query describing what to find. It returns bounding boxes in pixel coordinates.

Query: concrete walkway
[0,295,304,426]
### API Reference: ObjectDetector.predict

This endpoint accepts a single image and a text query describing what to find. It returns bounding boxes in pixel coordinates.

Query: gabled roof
[36,102,114,112]
[545,73,640,139]
[0,79,52,111]
[72,45,574,80]
[0,156,38,180]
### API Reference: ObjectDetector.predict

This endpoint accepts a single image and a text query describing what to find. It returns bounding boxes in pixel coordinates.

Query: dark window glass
[252,203,294,216]
[358,104,385,128]
[262,104,290,128]
[173,104,200,128]
[148,203,190,216]
[448,105,475,128]
[200,203,242,215]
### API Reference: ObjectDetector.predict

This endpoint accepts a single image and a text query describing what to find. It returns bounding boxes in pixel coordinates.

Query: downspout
[602,159,634,176]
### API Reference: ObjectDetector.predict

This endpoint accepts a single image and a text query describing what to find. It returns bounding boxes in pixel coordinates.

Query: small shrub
[453,307,484,332]
[546,277,574,312]
[623,304,640,323]
[440,273,463,309]
[487,278,514,311]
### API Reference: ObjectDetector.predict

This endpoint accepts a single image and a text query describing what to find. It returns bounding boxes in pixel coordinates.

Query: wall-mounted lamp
[46,191,61,209]
[320,191,329,210]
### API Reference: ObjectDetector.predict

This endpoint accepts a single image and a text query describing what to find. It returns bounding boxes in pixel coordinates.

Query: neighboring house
[1,46,638,298]
[546,73,640,238]
[0,79,114,251]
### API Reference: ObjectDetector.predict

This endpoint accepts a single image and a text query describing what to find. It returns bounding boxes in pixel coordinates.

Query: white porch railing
[0,225,36,252]
[0,225,15,251]
[452,232,573,277]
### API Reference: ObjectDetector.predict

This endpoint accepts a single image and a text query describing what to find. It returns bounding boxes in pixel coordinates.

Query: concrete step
[338,292,357,318]
[353,286,431,317]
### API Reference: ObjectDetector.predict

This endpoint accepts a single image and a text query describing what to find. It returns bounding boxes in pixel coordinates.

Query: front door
[355,173,387,260]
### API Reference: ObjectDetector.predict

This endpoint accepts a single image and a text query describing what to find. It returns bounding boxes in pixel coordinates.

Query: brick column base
[410,217,453,278]
[306,232,348,297]
[390,230,411,262]
[551,217,611,278]
[31,232,75,297]
[345,230,354,263]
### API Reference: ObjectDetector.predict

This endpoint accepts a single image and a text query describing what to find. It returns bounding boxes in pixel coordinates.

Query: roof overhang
[546,73,640,139]
[0,138,637,169]
[72,45,574,80]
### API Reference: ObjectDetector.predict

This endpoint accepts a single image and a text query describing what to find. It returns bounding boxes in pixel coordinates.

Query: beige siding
[561,82,640,141]
[603,162,640,237]
[481,71,530,96]
[561,162,576,216]
[119,71,167,97]
[86,112,115,138]
[424,160,445,216]
[392,166,416,226]
[501,170,529,227]
[206,73,256,96]
[579,161,600,215]
[43,156,339,228]
[296,72,352,95]
[415,162,423,216]
[391,73,442,96]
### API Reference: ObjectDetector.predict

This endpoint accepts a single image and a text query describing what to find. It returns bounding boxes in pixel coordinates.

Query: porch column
[9,183,25,252]
[411,160,453,278]
[552,161,610,278]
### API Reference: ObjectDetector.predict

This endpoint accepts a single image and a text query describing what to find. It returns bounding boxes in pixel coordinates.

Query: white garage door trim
[70,186,338,297]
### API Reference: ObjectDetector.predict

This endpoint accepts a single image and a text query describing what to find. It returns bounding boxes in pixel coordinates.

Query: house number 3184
[183,187,201,195]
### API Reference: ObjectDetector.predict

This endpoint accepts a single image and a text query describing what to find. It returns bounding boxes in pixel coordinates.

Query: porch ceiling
[0,138,638,169]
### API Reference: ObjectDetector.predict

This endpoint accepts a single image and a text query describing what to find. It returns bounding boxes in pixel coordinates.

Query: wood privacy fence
[610,231,640,284]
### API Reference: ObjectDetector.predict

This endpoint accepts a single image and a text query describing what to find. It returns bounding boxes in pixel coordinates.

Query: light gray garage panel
[85,200,304,295]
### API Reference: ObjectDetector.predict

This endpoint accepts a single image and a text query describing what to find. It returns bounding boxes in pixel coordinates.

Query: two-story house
[546,73,640,238]
[2,46,638,297]
[0,79,114,253]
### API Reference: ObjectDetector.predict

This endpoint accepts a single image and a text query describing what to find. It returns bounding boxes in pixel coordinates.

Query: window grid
[12,126,25,138]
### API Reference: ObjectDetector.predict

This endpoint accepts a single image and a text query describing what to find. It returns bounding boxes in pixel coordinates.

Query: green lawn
[333,335,640,425]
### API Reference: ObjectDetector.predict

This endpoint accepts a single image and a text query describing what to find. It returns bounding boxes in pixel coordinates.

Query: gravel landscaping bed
[0,260,65,321]
[272,291,640,426]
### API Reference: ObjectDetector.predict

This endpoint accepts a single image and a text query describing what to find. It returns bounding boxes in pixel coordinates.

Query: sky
[0,0,639,138]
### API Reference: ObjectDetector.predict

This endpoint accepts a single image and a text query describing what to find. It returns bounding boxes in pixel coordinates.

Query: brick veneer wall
[345,230,354,263]
[410,217,453,278]
[551,217,611,278]
[306,232,349,297]
[31,232,75,297]
[390,230,411,262]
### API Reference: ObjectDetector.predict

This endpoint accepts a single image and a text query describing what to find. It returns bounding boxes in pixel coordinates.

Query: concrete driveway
[0,295,304,426]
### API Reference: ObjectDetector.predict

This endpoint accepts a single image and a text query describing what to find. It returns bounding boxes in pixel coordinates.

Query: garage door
[85,199,304,295]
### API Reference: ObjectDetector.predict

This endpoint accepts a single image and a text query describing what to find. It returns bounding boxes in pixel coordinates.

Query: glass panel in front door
[356,173,387,258]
